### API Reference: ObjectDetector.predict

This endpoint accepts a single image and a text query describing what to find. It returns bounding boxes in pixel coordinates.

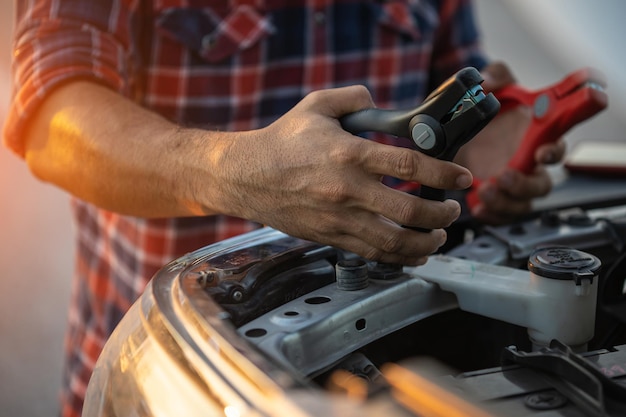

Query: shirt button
[202,34,216,51]
[314,11,326,25]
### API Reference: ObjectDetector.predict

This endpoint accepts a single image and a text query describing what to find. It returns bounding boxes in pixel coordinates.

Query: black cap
[528,246,601,285]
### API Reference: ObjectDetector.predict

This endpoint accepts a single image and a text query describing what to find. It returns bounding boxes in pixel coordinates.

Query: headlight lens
[84,229,310,417]
[83,286,227,417]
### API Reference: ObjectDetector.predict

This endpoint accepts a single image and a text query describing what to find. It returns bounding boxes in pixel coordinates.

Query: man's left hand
[454,62,566,224]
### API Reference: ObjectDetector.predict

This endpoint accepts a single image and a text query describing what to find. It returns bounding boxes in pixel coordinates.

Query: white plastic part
[406,253,598,350]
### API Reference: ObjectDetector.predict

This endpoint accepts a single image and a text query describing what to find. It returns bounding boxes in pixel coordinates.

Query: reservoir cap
[528,246,601,285]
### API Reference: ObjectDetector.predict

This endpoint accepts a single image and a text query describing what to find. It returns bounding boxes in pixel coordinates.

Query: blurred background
[0,1,624,416]
[0,2,74,416]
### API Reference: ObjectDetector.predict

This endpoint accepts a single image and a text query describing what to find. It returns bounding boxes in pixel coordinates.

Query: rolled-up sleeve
[3,0,138,158]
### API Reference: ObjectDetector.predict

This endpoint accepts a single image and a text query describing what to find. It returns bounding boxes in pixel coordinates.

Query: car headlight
[84,228,348,417]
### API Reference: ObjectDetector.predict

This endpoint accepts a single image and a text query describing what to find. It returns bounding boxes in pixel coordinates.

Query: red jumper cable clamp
[466,67,608,211]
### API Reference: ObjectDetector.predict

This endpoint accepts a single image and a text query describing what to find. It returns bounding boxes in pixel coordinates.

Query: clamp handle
[466,68,608,211]
[500,68,608,174]
[340,108,446,157]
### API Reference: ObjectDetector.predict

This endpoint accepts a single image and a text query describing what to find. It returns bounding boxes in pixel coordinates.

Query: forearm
[23,80,227,218]
[21,81,477,265]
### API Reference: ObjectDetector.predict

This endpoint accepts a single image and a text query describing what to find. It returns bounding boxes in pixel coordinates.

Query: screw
[231,290,244,303]
[197,270,216,287]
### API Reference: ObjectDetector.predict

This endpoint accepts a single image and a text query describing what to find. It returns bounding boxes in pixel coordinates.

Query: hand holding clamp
[466,67,608,210]
[340,67,500,203]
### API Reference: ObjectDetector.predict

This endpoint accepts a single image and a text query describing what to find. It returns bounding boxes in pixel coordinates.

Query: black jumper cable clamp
[340,66,501,203]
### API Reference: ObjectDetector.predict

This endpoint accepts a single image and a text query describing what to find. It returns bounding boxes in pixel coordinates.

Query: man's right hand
[24,82,472,265]
[193,86,473,265]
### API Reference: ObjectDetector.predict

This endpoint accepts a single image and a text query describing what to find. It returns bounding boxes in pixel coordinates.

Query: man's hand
[24,81,473,266]
[455,62,566,224]
[200,86,474,265]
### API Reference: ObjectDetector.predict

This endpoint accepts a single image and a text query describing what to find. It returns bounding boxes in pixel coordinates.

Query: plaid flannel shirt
[4,1,487,416]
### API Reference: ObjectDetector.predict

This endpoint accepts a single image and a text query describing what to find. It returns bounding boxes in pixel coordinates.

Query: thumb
[303,85,376,119]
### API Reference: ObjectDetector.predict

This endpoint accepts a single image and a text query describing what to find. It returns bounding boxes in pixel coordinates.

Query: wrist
[172,127,256,218]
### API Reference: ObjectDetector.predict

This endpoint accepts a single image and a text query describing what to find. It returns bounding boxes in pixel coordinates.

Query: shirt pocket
[155,4,275,63]
[371,0,439,42]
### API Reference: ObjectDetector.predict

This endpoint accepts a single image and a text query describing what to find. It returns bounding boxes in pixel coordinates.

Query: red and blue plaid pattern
[4,1,486,416]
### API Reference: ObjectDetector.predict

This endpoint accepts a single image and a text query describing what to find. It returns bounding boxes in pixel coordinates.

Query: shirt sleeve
[2,0,139,158]
[428,0,489,92]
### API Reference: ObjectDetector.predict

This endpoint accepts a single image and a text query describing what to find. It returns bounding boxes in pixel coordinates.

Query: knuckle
[363,247,385,262]
[396,199,422,224]
[348,84,369,98]
[306,89,323,101]
[393,151,419,178]
[302,89,330,108]
[317,211,348,233]
[314,215,336,235]
[319,181,351,204]
[329,140,361,166]
[353,84,369,94]
[380,230,404,253]
[354,85,374,105]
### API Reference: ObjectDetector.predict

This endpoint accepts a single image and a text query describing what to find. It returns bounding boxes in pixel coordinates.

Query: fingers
[312,210,450,265]
[254,86,473,264]
[471,166,552,223]
[314,116,470,227]
[471,180,531,223]
[497,167,552,199]
[301,86,474,191]
[470,137,564,224]
[317,142,464,263]
[365,184,462,229]
[355,139,473,190]
[535,138,566,165]
[303,85,376,118]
